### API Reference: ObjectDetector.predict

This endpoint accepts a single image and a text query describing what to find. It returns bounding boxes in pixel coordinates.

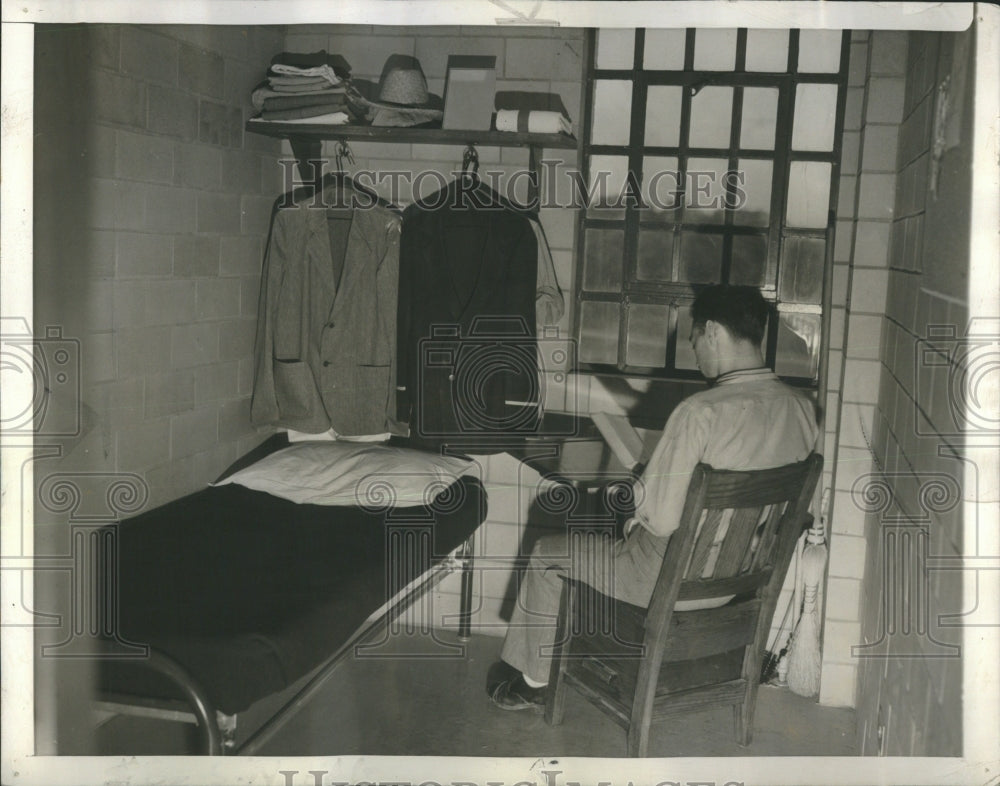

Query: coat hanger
[453,144,537,216]
[321,140,397,211]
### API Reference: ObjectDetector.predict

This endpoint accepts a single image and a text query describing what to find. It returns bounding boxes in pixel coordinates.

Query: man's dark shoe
[488,673,547,712]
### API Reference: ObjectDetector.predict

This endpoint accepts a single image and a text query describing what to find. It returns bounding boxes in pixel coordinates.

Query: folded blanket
[262,93,348,112]
[495,109,572,135]
[251,83,344,110]
[259,101,349,121]
[266,74,335,88]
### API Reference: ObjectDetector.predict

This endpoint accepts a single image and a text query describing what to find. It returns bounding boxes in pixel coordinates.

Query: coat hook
[462,144,480,176]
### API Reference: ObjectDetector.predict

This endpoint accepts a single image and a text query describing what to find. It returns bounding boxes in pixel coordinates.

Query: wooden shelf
[245,120,578,150]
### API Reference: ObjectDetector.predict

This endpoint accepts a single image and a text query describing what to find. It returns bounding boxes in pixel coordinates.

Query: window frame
[573,28,851,387]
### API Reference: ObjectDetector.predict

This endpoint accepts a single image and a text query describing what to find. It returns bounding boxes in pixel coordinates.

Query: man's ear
[703,319,720,343]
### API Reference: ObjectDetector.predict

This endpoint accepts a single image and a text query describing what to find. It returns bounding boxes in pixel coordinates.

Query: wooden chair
[543,453,823,757]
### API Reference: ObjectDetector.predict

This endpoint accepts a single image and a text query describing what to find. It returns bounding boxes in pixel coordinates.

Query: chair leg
[544,581,573,726]
[735,691,757,747]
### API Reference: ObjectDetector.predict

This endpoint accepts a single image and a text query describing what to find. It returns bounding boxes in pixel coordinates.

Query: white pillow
[213,442,479,508]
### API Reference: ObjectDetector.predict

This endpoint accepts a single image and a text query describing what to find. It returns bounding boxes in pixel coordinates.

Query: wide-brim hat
[347,54,443,127]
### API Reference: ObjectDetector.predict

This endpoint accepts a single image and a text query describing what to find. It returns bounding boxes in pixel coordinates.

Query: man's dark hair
[690,285,770,346]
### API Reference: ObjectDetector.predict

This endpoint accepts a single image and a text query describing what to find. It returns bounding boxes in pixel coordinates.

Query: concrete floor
[249,629,858,758]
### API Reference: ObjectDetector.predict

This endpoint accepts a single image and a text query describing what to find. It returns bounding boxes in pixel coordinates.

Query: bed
[94,434,487,754]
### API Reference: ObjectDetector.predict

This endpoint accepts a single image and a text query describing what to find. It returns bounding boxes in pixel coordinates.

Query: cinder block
[170,322,219,368]
[197,193,242,234]
[224,58,264,108]
[819,662,858,708]
[117,418,171,471]
[866,77,906,124]
[833,221,854,264]
[174,234,221,277]
[144,368,195,418]
[148,84,199,142]
[80,124,117,181]
[222,150,263,194]
[91,69,148,130]
[143,184,198,234]
[848,41,869,88]
[95,377,146,427]
[118,326,172,378]
[115,129,173,184]
[170,406,220,459]
[174,143,223,191]
[830,488,866,537]
[218,396,254,442]
[241,195,277,235]
[837,175,857,217]
[238,358,254,396]
[846,314,883,361]
[122,26,178,85]
[854,221,891,268]
[89,24,121,70]
[869,31,908,77]
[827,533,866,579]
[112,281,146,330]
[90,179,146,231]
[196,278,241,320]
[861,124,900,173]
[179,42,225,99]
[241,276,261,318]
[857,173,896,221]
[145,279,197,326]
[83,330,116,385]
[220,235,262,277]
[117,232,173,277]
[505,37,584,82]
[840,130,861,176]
[198,100,243,147]
[217,318,255,362]
[851,268,889,315]
[325,35,416,79]
[843,87,865,132]
[842,358,882,404]
[193,360,240,406]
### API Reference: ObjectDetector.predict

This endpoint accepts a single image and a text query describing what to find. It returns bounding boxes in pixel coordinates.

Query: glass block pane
[674,305,699,370]
[626,303,670,367]
[596,29,636,70]
[694,28,737,71]
[786,161,832,228]
[640,155,680,221]
[797,30,843,73]
[740,87,778,149]
[644,29,687,70]
[792,83,839,152]
[636,228,674,281]
[733,158,772,227]
[679,232,723,284]
[591,80,632,146]
[779,236,826,304]
[579,300,620,365]
[745,29,789,72]
[587,154,629,219]
[582,227,624,292]
[775,312,821,380]
[685,157,728,224]
[644,86,683,147]
[689,87,733,149]
[730,235,768,286]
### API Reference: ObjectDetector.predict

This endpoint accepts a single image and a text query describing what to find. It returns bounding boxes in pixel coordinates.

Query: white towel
[249,111,350,125]
[269,63,342,87]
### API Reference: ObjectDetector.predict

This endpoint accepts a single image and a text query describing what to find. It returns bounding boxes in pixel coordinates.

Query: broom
[786,488,830,697]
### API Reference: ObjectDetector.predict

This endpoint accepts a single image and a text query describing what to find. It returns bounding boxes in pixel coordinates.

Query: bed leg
[218,712,237,753]
[458,533,475,642]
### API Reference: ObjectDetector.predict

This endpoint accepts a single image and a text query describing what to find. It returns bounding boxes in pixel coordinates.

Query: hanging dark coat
[397,181,539,446]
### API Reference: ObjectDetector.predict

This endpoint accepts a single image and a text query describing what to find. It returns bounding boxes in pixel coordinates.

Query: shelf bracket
[288,136,324,190]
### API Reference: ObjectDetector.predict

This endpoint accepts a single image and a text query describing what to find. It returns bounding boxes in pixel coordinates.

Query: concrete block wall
[33,24,285,511]
[851,29,971,757]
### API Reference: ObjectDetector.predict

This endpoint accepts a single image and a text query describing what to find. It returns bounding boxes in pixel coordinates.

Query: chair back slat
[685,509,726,579]
[712,505,767,577]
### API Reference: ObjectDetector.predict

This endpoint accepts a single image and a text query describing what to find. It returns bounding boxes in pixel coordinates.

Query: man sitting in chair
[489,284,820,710]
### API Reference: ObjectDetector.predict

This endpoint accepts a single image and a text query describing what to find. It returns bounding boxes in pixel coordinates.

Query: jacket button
[323,361,331,367]
[327,321,335,328]
[448,373,455,381]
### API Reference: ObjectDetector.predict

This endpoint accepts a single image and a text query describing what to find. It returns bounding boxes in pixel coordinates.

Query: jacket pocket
[273,360,322,419]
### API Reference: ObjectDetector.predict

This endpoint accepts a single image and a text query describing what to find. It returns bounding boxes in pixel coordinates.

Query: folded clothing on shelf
[495,109,572,135]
